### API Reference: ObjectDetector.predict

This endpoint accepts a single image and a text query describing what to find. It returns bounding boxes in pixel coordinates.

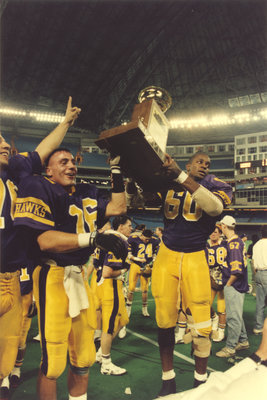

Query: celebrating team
[1,98,262,399]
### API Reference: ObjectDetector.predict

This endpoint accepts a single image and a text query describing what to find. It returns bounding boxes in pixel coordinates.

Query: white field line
[127,328,216,372]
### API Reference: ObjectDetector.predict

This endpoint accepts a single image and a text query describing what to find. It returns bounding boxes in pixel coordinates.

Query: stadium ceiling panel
[1,0,266,145]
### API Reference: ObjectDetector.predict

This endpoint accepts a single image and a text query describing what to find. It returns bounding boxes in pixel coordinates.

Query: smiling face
[0,134,11,169]
[46,150,77,191]
[186,153,211,181]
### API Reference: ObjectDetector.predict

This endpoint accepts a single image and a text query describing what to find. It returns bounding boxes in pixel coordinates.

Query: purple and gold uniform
[205,241,227,313]
[222,235,249,293]
[14,174,109,379]
[128,234,155,293]
[152,174,232,346]
[0,152,42,380]
[99,233,129,335]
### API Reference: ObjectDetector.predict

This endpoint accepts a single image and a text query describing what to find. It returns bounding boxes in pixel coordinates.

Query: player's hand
[138,257,146,263]
[63,96,81,127]
[125,178,138,195]
[94,232,128,260]
[109,155,121,167]
[27,301,37,318]
[162,154,182,180]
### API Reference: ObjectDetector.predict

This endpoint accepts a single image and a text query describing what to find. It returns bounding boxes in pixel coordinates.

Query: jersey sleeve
[104,252,123,270]
[14,176,59,231]
[9,151,42,182]
[201,174,233,208]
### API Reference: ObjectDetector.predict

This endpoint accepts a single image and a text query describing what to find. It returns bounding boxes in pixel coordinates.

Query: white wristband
[78,233,91,248]
[174,171,188,184]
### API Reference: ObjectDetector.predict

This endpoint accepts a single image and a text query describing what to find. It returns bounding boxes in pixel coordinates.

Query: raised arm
[105,156,127,217]
[35,96,81,164]
[163,154,223,217]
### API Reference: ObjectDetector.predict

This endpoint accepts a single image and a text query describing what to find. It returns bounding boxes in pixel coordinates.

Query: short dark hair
[215,225,222,234]
[187,151,209,164]
[112,215,132,230]
[135,224,146,231]
[45,148,72,167]
[142,229,153,238]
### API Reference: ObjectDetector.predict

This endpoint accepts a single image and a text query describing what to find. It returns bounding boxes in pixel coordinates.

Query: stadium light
[0,105,65,123]
[170,107,267,130]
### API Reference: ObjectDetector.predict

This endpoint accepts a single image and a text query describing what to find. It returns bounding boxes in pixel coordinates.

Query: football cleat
[118,326,127,339]
[95,348,102,364]
[101,362,127,376]
[193,378,207,388]
[10,374,21,388]
[157,378,176,397]
[142,307,150,317]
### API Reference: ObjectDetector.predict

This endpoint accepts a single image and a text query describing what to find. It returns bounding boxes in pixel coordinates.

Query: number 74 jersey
[162,174,232,253]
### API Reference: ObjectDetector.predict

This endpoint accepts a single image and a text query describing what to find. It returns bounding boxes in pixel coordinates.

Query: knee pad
[183,315,211,358]
[192,336,211,358]
[158,327,175,348]
[70,364,89,376]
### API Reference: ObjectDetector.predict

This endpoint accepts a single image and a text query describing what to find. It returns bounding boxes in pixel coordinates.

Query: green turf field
[7,290,263,400]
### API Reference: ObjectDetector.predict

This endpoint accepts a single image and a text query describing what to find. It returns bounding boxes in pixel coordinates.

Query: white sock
[11,366,21,377]
[102,353,111,365]
[94,329,101,340]
[162,370,176,380]
[177,327,186,336]
[194,371,207,381]
[69,393,87,400]
[1,376,10,388]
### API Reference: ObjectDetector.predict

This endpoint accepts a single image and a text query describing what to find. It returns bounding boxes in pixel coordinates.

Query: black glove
[94,232,128,260]
[27,301,37,318]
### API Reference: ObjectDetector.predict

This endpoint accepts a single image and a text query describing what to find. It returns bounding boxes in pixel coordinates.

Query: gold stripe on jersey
[213,190,231,206]
[44,177,57,185]
[14,196,54,226]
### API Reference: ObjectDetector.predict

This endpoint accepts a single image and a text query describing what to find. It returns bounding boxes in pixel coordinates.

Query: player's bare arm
[35,96,81,164]
[105,155,127,217]
[37,229,128,260]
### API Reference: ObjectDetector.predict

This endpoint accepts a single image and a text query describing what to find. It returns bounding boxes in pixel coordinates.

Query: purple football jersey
[162,174,232,252]
[14,175,109,267]
[0,152,42,272]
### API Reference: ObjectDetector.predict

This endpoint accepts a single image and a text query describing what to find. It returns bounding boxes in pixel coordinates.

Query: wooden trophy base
[95,119,171,191]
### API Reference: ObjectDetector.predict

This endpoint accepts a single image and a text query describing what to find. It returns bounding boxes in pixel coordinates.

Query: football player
[13,148,127,400]
[205,225,227,342]
[0,97,81,391]
[87,220,112,344]
[126,229,157,317]
[95,215,132,375]
[151,151,232,396]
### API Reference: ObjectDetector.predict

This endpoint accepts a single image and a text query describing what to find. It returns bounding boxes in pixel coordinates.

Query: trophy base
[95,120,171,191]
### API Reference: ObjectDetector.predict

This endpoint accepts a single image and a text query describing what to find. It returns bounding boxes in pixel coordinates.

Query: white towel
[63,266,89,318]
